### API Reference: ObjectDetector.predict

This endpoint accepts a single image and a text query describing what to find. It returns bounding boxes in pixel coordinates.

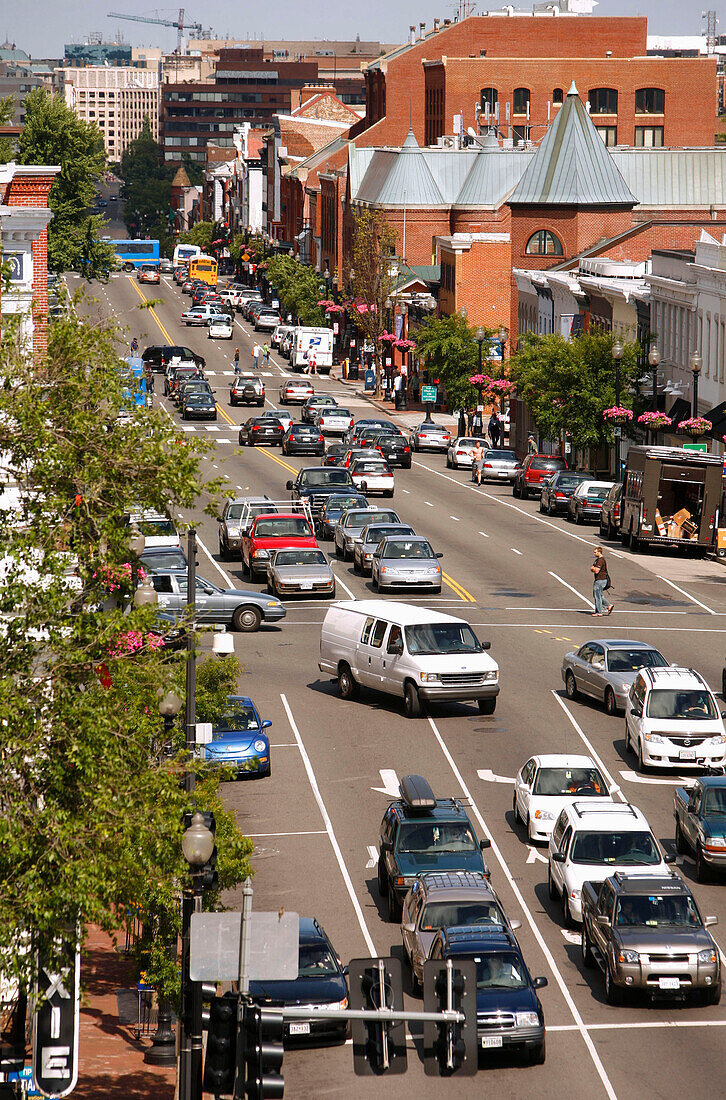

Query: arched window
[525,230,564,257]
[480,87,498,115]
[513,87,530,115]
[588,88,618,115]
[635,87,665,114]
[553,88,564,104]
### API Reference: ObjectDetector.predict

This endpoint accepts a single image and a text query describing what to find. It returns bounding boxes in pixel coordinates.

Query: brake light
[404,446,410,453]
[556,492,566,499]
[484,462,492,468]
[319,435,324,442]
[252,426,260,431]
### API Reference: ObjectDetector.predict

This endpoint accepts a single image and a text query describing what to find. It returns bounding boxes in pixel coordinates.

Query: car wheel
[675,819,688,855]
[387,882,402,922]
[478,698,496,715]
[565,671,578,700]
[696,843,710,883]
[581,925,596,968]
[377,856,387,895]
[432,585,442,595]
[353,556,361,574]
[527,1038,546,1066]
[604,687,617,716]
[539,497,545,513]
[575,509,582,524]
[512,791,521,824]
[232,605,262,633]
[384,489,394,498]
[702,984,721,1006]
[513,482,520,498]
[637,739,648,774]
[404,682,422,719]
[218,541,228,560]
[605,963,623,1006]
[335,542,343,559]
[599,520,607,537]
[446,454,452,468]
[561,888,572,929]
[337,664,359,701]
[547,863,558,901]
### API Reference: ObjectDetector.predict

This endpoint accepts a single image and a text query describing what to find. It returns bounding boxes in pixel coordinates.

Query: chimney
[409,25,416,45]
[419,22,426,40]
[299,81,336,108]
[433,18,440,32]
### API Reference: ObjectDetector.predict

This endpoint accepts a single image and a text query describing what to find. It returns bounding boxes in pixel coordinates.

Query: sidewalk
[74,925,175,1099]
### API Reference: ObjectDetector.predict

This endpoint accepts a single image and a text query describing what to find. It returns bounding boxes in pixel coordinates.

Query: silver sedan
[266,548,335,599]
[561,639,668,716]
[353,522,415,575]
[371,535,443,594]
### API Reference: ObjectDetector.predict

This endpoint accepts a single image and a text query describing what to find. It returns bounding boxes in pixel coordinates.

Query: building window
[513,125,528,143]
[480,87,498,115]
[588,88,618,115]
[635,87,665,114]
[595,125,617,146]
[513,87,530,115]
[525,230,563,256]
[634,126,664,147]
[552,88,563,104]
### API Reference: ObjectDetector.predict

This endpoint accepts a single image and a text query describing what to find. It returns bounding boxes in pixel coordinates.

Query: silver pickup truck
[580,871,720,1005]
[674,776,726,882]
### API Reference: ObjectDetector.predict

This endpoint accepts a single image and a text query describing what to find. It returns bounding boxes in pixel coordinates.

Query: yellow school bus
[189,254,218,287]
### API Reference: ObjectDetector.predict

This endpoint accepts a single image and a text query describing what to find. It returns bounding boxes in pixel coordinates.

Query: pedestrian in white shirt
[253,343,261,369]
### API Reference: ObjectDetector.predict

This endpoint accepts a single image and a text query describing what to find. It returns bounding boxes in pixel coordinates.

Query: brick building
[0,161,60,359]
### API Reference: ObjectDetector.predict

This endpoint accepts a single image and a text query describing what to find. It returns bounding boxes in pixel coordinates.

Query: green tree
[0,94,15,164]
[509,330,640,447]
[16,88,115,277]
[178,220,215,253]
[413,313,494,411]
[349,208,397,396]
[266,254,326,326]
[118,119,174,253]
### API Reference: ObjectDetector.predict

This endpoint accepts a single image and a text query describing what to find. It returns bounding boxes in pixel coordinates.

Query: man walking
[262,343,270,367]
[233,348,241,374]
[252,342,261,370]
[472,439,485,485]
[488,411,501,448]
[309,351,317,376]
[590,545,614,617]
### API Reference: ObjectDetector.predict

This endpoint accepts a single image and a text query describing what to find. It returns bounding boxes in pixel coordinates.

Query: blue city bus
[122,357,148,409]
[108,239,160,272]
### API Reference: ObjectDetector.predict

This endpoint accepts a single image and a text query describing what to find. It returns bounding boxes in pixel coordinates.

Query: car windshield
[586,487,610,500]
[140,550,186,570]
[570,830,661,865]
[298,943,339,977]
[345,511,389,529]
[475,953,528,991]
[607,648,667,673]
[646,689,718,720]
[274,550,326,567]
[556,474,591,489]
[292,426,318,435]
[532,767,607,796]
[419,425,446,434]
[324,409,351,418]
[325,496,366,513]
[420,901,506,932]
[133,518,176,537]
[405,623,483,655]
[396,822,478,854]
[703,788,726,814]
[365,525,413,543]
[300,470,352,487]
[384,540,435,559]
[614,894,701,928]
[216,706,258,732]
[531,458,566,471]
[254,518,311,537]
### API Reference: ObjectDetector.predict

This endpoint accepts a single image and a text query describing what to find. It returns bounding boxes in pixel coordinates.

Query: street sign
[7,1067,42,1097]
[189,911,299,981]
[683,442,708,452]
[32,937,80,1098]
[421,385,437,403]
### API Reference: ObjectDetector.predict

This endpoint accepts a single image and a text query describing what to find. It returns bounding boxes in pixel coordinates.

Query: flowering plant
[108,630,165,658]
[379,331,397,343]
[637,411,672,429]
[317,299,334,308]
[92,562,146,593]
[393,338,416,351]
[678,416,712,433]
[485,377,516,396]
[469,374,487,387]
[603,406,633,422]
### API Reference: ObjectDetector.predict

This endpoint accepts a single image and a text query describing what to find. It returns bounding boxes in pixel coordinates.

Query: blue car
[204,695,271,778]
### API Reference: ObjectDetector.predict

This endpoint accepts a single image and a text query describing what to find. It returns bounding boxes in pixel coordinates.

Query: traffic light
[423,958,477,1076]
[348,957,406,1076]
[243,1005,284,1099]
[182,810,218,889]
[204,993,238,1096]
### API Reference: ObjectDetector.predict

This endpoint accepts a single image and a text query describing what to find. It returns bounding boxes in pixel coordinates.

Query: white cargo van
[291,327,334,373]
[318,600,499,718]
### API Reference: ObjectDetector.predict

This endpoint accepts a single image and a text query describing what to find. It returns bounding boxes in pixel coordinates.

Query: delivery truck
[290,327,334,373]
[620,445,722,555]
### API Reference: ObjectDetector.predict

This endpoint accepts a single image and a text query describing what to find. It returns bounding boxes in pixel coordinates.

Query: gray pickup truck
[580,872,720,1005]
[674,776,726,882]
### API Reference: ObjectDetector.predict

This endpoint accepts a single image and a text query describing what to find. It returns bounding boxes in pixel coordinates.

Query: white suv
[625,667,726,772]
[548,801,675,925]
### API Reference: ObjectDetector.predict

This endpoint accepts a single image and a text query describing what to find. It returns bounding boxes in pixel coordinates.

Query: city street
[69,268,726,1100]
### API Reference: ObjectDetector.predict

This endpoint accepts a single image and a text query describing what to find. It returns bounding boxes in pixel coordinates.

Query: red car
[513,454,568,500]
[241,512,318,580]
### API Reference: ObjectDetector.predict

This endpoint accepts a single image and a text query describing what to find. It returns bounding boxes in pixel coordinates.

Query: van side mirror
[435,552,443,559]
[401,921,415,934]
[705,915,718,927]
[380,840,392,853]
[481,641,491,651]
[286,480,293,490]
[552,852,566,863]
[631,704,642,718]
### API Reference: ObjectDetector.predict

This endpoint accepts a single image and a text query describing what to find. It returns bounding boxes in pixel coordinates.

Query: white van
[291,327,334,373]
[318,600,499,718]
[126,510,180,549]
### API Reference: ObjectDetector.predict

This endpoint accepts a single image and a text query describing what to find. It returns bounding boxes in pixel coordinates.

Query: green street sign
[421,385,437,403]
[683,443,708,452]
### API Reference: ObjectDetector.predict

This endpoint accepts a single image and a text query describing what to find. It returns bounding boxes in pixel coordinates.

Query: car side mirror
[479,838,491,851]
[511,919,522,931]
[532,976,548,990]
[705,915,718,927]
[596,914,610,926]
[435,552,443,559]
[389,642,403,656]
[286,480,293,490]
[342,964,349,976]
[664,853,676,864]
[380,840,392,852]
[262,719,272,729]
[631,705,642,718]
[402,921,415,934]
[552,852,566,863]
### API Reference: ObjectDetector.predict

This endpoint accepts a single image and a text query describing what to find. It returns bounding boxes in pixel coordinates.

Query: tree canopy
[178,220,215,253]
[0,94,15,163]
[117,119,174,255]
[266,253,326,326]
[413,313,495,410]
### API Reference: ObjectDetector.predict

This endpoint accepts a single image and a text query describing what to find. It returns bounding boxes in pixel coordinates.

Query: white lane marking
[331,568,356,600]
[479,530,489,538]
[504,607,686,614]
[450,515,460,522]
[511,547,523,556]
[619,770,692,786]
[477,768,515,784]
[402,489,410,494]
[657,575,716,615]
[365,845,379,869]
[248,831,327,837]
[551,693,624,801]
[424,501,433,507]
[426,715,617,1100]
[371,769,400,797]
[527,846,549,866]
[196,533,233,586]
[549,571,595,610]
[472,624,726,633]
[280,694,377,957]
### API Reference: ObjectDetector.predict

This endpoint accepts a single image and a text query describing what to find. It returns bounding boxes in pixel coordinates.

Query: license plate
[481,1036,503,1049]
[658,977,680,990]
[680,750,696,761]
[300,581,313,590]
[289,1022,310,1035]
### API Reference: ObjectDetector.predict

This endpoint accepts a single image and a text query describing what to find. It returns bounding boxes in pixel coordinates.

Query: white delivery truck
[290,327,334,373]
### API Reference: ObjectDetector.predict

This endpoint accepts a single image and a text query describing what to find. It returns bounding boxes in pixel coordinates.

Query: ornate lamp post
[611,339,625,476]
[474,327,486,438]
[179,813,215,1100]
[648,342,661,412]
[690,349,702,418]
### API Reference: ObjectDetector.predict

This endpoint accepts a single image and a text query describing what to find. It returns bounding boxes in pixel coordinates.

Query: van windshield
[646,689,717,720]
[570,830,661,865]
[405,623,483,656]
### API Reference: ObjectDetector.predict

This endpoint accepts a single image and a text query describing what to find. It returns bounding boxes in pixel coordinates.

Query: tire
[675,819,688,855]
[377,857,387,895]
[232,605,262,633]
[335,542,343,559]
[604,687,617,716]
[637,738,648,774]
[513,791,521,824]
[565,671,578,700]
[527,1038,546,1066]
[702,984,721,1006]
[696,843,710,883]
[581,925,596,968]
[575,509,582,525]
[599,521,607,537]
[548,863,558,901]
[218,541,228,561]
[605,964,623,1006]
[539,497,545,513]
[385,489,394,498]
[561,888,573,929]
[478,698,496,715]
[387,881,402,922]
[353,556,361,574]
[337,664,359,701]
[404,682,422,719]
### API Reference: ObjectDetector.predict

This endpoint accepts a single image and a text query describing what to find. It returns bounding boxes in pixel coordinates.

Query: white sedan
[279,380,314,404]
[207,318,234,339]
[349,458,395,497]
[446,437,480,468]
[512,753,614,843]
[317,407,355,436]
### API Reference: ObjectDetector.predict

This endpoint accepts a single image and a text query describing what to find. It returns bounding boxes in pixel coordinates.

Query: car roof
[441,927,516,952]
[577,480,616,490]
[417,871,498,900]
[610,873,686,895]
[382,534,429,544]
[561,801,649,828]
[697,775,726,788]
[588,639,661,650]
[298,917,329,943]
[226,695,255,707]
[227,495,271,505]
[528,754,598,768]
[640,667,707,690]
[335,600,468,626]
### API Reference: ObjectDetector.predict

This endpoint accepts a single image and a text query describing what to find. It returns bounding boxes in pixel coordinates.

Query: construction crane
[107,9,206,53]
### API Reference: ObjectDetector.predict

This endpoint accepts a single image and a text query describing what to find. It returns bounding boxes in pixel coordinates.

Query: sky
[3,1,712,58]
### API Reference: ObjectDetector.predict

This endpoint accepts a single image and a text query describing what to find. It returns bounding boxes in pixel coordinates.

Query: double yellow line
[442,572,476,603]
[127,276,174,343]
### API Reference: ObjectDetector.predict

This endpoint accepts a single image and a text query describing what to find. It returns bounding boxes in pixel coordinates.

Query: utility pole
[185,528,196,794]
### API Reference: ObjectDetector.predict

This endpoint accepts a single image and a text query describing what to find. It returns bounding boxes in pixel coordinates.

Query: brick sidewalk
[74,925,175,1099]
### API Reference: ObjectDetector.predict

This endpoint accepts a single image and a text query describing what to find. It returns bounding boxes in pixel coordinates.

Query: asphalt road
[69,269,726,1100]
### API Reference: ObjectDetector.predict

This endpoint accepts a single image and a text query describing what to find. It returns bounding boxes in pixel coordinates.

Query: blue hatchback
[204,695,271,778]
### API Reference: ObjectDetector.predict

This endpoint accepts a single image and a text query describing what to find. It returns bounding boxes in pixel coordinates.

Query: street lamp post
[612,339,624,477]
[185,529,197,796]
[648,342,661,412]
[497,325,509,445]
[475,327,486,438]
[399,302,408,410]
[180,813,215,1100]
[690,349,703,418]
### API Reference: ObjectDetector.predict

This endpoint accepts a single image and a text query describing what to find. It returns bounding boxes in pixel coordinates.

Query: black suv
[142,344,205,372]
[286,466,357,523]
[377,775,491,921]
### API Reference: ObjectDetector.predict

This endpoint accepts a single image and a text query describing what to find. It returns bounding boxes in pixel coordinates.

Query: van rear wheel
[338,664,359,700]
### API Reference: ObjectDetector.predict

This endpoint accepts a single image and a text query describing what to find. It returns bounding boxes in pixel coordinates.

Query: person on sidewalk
[488,410,501,448]
[262,343,270,367]
[233,348,240,374]
[393,371,404,409]
[252,343,261,370]
[590,545,614,617]
[472,440,485,485]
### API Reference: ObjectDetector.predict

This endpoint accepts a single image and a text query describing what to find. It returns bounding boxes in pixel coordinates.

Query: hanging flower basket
[485,377,516,397]
[603,406,633,426]
[678,416,712,436]
[469,374,487,387]
[637,411,672,431]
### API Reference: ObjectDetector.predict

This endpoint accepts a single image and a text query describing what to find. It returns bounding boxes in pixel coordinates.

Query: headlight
[621,682,631,693]
[515,1012,539,1028]
[707,835,726,847]
[698,948,717,963]
[710,735,726,745]
[644,732,663,743]
[617,950,639,964]
[534,810,554,821]
[252,549,269,559]
[254,739,266,753]
[419,673,439,683]
[483,671,498,681]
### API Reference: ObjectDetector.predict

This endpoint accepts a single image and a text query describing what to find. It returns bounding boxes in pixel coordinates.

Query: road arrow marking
[620,770,690,786]
[526,846,549,866]
[561,929,581,945]
[365,845,379,869]
[372,768,401,797]
[477,768,516,785]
